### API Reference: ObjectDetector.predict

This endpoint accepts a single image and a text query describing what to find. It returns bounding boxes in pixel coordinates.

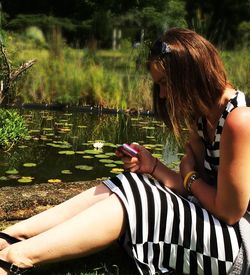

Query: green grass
[221,48,250,95]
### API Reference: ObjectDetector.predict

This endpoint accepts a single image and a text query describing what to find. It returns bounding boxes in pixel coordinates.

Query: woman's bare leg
[0,193,125,274]
[2,184,111,241]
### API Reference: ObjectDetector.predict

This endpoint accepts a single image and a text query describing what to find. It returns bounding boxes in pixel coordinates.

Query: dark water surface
[0,110,182,186]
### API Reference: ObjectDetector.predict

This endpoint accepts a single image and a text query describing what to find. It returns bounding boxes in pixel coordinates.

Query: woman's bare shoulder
[224,106,250,136]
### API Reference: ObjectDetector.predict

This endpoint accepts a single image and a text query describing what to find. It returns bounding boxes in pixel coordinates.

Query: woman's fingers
[123,157,140,171]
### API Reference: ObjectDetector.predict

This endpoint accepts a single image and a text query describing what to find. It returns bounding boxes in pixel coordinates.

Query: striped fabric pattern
[197,91,247,183]
[104,172,241,275]
[103,91,246,274]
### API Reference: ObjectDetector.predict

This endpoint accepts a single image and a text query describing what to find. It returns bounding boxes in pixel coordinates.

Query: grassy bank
[5,33,152,111]
[4,32,250,111]
[221,48,250,93]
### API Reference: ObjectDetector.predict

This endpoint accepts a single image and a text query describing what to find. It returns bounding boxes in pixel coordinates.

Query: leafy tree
[1,0,249,47]
[91,10,114,48]
[186,0,250,47]
[164,0,187,29]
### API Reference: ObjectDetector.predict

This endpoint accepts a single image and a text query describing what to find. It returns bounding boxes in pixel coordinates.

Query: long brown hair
[148,28,228,137]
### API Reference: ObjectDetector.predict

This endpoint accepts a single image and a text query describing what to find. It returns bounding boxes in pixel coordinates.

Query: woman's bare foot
[0,233,20,251]
[0,246,34,274]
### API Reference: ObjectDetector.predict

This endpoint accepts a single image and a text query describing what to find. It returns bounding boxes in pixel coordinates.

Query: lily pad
[18,177,34,183]
[83,155,94,159]
[105,152,116,156]
[40,136,49,141]
[48,179,62,183]
[61,170,72,174]
[154,147,163,151]
[58,144,72,149]
[42,128,53,131]
[58,128,71,132]
[78,125,87,128]
[104,163,117,168]
[75,165,94,171]
[5,169,19,175]
[110,168,124,174]
[29,129,40,133]
[58,150,75,155]
[75,151,85,154]
[94,154,109,159]
[146,136,155,139]
[98,159,114,163]
[154,144,164,148]
[23,163,37,167]
[84,149,102,155]
[46,143,61,148]
[152,153,162,158]
[0,176,8,181]
[144,144,157,149]
[142,126,155,130]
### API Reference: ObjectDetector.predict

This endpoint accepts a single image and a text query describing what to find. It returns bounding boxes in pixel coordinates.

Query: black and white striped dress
[103,91,246,275]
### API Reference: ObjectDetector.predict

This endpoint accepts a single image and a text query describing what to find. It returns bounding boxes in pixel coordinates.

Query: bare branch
[0,42,37,105]
[10,59,37,82]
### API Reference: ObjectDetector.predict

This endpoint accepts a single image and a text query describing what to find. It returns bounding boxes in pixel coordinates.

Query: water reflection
[0,110,183,186]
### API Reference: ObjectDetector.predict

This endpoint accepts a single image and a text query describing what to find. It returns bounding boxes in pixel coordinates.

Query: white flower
[93,141,104,149]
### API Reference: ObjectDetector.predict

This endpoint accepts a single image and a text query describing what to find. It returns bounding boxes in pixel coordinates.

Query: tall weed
[4,32,249,109]
[221,48,250,94]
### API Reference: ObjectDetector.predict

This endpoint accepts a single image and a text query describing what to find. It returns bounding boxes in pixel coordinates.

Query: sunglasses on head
[149,39,171,57]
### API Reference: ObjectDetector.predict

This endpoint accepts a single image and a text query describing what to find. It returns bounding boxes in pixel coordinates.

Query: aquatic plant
[0,109,29,150]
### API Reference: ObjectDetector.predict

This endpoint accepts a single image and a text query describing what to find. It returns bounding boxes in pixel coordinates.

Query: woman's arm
[116,144,186,195]
[187,129,206,177]
[150,158,185,194]
[185,107,250,224]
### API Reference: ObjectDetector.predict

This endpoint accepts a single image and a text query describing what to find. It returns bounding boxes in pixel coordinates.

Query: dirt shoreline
[0,180,101,228]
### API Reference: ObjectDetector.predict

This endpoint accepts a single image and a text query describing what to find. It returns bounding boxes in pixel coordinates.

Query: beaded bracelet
[150,158,158,175]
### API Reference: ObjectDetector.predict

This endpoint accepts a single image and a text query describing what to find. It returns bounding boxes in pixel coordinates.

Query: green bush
[25,26,46,46]
[0,109,28,149]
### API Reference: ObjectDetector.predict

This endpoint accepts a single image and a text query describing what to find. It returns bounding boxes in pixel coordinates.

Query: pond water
[0,109,183,186]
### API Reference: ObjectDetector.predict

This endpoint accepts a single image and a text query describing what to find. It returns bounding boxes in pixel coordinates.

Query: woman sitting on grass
[0,28,249,275]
